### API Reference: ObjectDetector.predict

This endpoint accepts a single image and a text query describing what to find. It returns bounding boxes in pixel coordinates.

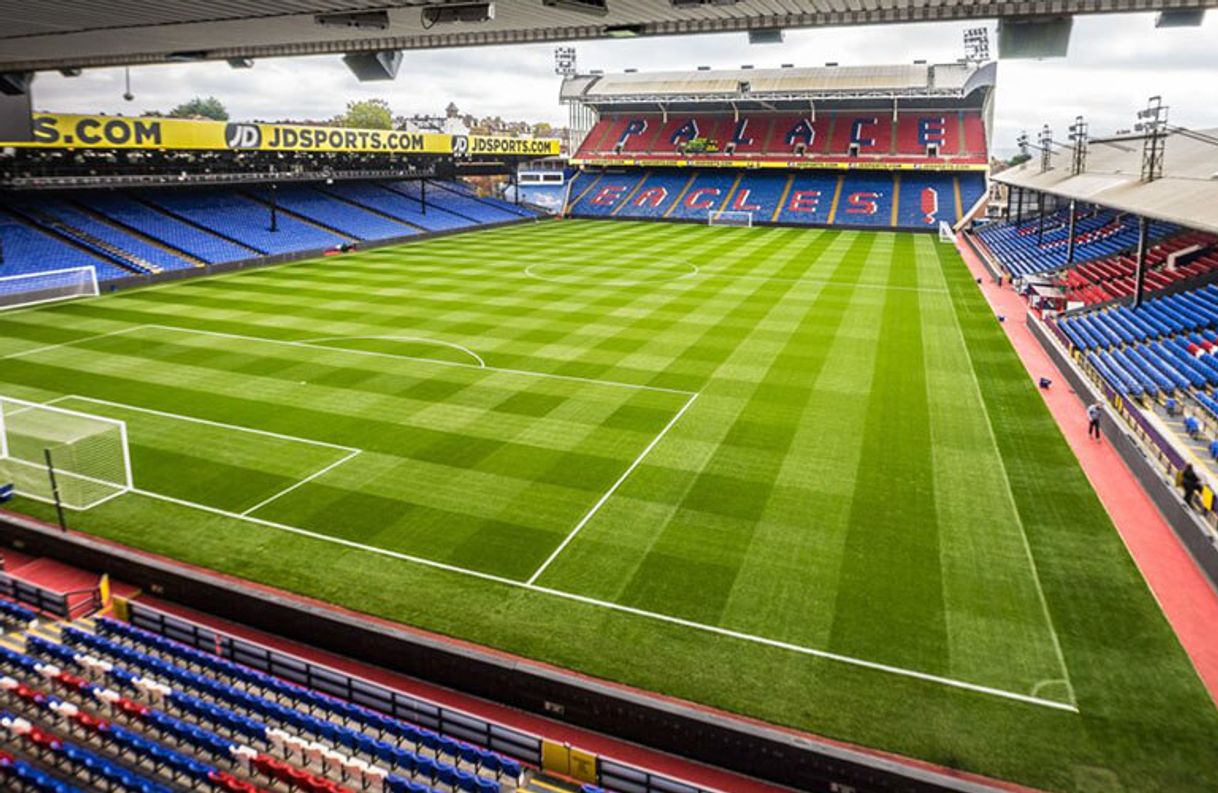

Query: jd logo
[225,123,262,149]
[451,135,470,157]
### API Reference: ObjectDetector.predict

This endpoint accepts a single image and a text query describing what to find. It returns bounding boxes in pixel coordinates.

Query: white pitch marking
[526,391,700,586]
[240,448,363,517]
[926,240,1079,709]
[138,323,696,396]
[122,484,1076,712]
[55,394,358,454]
[0,325,145,362]
[302,335,485,368]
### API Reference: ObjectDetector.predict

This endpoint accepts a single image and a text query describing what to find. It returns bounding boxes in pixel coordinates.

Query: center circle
[525,260,697,286]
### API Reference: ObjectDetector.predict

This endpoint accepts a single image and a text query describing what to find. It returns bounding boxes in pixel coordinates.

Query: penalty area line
[120,483,1078,713]
[240,448,363,517]
[526,390,700,585]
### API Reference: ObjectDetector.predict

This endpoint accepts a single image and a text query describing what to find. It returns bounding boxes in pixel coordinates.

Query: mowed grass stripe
[912,235,1066,695]
[537,231,873,623]
[5,221,1217,792]
[823,235,948,674]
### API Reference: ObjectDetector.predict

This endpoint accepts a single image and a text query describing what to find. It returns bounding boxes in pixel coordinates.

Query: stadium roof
[993,128,1218,236]
[0,0,1215,73]
[560,62,997,108]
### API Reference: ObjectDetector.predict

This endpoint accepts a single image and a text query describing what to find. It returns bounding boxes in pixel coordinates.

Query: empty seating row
[1061,232,1218,305]
[0,208,129,283]
[1059,285,1218,349]
[244,185,415,241]
[576,111,987,161]
[0,180,537,287]
[10,630,498,793]
[974,207,1179,278]
[568,167,986,231]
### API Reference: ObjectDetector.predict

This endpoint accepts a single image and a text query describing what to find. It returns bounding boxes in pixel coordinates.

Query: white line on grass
[240,449,363,517]
[927,242,1078,708]
[54,394,359,454]
[140,324,696,397]
[120,484,1075,713]
[1,280,1080,712]
[526,391,700,586]
[0,325,145,362]
[302,336,486,368]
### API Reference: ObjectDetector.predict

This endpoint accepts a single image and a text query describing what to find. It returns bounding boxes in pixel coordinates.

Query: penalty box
[12,326,695,578]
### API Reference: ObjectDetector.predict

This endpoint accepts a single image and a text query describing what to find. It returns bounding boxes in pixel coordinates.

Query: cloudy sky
[28,11,1218,157]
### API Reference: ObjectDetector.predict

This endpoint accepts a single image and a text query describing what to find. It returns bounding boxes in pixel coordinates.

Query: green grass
[1,219,1215,790]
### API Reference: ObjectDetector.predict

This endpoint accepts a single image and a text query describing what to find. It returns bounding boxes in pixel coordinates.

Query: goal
[938,221,957,244]
[0,267,100,311]
[0,397,132,510]
[708,210,753,228]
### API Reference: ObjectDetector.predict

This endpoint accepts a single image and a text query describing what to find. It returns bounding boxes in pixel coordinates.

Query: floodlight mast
[1068,115,1088,176]
[1137,95,1169,183]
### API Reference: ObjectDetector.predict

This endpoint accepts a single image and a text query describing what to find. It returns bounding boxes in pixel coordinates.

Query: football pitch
[1,219,1215,790]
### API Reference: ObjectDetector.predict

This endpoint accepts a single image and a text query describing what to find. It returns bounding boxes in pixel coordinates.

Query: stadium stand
[575,110,987,166]
[1,608,527,793]
[0,181,538,286]
[567,168,985,230]
[562,61,992,232]
[0,208,129,283]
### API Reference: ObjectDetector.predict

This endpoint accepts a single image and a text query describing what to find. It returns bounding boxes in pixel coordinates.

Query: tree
[337,99,393,130]
[1008,152,1032,167]
[168,96,229,121]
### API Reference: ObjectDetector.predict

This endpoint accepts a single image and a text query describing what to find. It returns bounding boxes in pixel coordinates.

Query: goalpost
[0,397,132,510]
[938,220,957,244]
[708,210,754,228]
[0,267,100,312]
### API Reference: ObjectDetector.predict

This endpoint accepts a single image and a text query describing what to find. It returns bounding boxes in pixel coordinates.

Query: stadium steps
[380,182,482,225]
[133,197,264,257]
[1149,401,1218,479]
[70,202,208,268]
[3,204,159,277]
[239,191,359,243]
[314,186,429,234]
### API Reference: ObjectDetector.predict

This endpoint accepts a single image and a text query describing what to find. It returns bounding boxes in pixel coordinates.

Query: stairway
[73,202,206,268]
[16,206,162,276]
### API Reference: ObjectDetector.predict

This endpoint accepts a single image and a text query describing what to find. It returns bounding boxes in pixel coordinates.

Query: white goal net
[0,397,132,510]
[938,221,957,244]
[0,267,100,311]
[708,210,753,228]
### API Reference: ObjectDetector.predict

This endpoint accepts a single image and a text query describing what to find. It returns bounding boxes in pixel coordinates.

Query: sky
[27,11,1218,158]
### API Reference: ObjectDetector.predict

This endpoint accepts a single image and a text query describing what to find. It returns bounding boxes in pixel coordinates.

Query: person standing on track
[1087,402,1102,441]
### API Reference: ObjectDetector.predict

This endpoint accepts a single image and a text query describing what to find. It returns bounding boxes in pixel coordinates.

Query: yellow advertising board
[2,113,559,157]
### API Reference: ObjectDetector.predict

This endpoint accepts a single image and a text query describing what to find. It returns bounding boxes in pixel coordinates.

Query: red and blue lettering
[684,188,721,210]
[846,192,881,215]
[918,118,947,148]
[850,118,878,149]
[785,118,816,148]
[671,119,700,146]
[617,119,647,146]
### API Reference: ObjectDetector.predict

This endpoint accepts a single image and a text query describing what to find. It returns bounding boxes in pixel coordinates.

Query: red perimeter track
[957,241,1218,701]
